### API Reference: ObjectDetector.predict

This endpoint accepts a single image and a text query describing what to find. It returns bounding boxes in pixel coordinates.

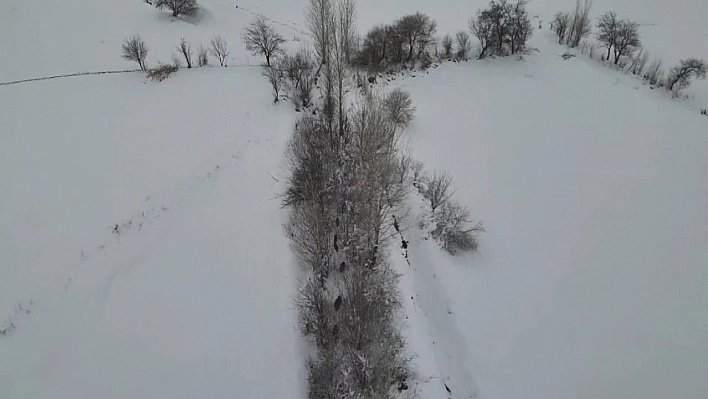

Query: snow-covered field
[1,0,706,398]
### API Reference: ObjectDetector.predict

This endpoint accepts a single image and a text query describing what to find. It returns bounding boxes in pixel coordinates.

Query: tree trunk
[606,46,611,61]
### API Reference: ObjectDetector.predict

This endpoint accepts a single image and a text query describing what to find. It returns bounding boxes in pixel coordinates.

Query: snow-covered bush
[154,0,198,17]
[432,202,484,255]
[197,44,208,67]
[121,35,149,71]
[384,88,415,128]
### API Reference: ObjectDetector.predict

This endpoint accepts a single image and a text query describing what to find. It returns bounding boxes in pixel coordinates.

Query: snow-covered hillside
[1,0,706,398]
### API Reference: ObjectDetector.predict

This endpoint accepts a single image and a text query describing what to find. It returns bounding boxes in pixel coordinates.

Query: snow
[1,0,707,398]
[393,34,708,399]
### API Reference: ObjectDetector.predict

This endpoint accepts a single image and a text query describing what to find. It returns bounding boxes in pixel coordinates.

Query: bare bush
[442,34,453,59]
[422,171,454,211]
[243,16,286,67]
[551,11,571,44]
[147,64,179,81]
[209,34,229,67]
[295,278,336,349]
[384,88,415,128]
[121,35,149,71]
[432,202,484,255]
[667,58,707,91]
[170,52,182,68]
[283,49,316,108]
[628,48,649,75]
[455,31,471,60]
[262,62,286,103]
[177,38,193,68]
[197,44,208,67]
[644,58,664,86]
[154,0,198,17]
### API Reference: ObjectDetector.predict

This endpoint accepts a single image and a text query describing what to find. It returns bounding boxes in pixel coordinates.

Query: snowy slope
[1,0,707,398]
[392,32,708,399]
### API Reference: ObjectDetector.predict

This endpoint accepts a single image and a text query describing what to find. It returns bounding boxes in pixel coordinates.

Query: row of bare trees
[121,34,230,75]
[469,0,534,59]
[552,1,706,92]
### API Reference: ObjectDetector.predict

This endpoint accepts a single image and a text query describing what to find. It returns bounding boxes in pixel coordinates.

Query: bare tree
[396,12,437,63]
[455,31,471,60]
[306,0,334,67]
[423,171,454,211]
[197,44,209,67]
[432,202,484,255]
[596,11,618,61]
[612,19,640,65]
[177,38,193,68]
[667,58,707,91]
[263,62,286,103]
[508,0,533,54]
[121,35,149,71]
[469,11,494,59]
[154,0,198,17]
[551,12,570,44]
[243,17,286,67]
[209,34,229,67]
[441,34,453,59]
[567,0,593,47]
[283,48,316,108]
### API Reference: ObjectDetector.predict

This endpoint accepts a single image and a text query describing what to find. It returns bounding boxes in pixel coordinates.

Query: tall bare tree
[209,34,229,67]
[243,17,286,67]
[306,0,334,67]
[596,11,618,61]
[177,38,193,68]
[121,35,149,71]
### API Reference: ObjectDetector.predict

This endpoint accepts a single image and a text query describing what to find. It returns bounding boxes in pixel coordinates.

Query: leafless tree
[455,31,471,59]
[508,0,533,54]
[441,34,453,59]
[177,38,193,68]
[422,171,454,211]
[469,11,494,59]
[283,48,316,107]
[596,11,618,61]
[121,35,149,71]
[612,19,640,65]
[432,202,484,255]
[396,13,437,63]
[667,58,707,91]
[551,11,570,44]
[209,34,229,66]
[262,62,286,103]
[306,0,334,67]
[243,17,286,67]
[154,0,198,17]
[566,0,593,47]
[197,44,209,67]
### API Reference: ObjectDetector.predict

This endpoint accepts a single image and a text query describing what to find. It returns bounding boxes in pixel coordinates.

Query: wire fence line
[0,64,265,87]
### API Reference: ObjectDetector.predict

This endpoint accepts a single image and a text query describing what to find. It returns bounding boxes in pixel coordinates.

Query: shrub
[432,202,484,255]
[644,58,664,86]
[197,44,209,67]
[243,16,286,67]
[121,35,149,71]
[628,48,649,75]
[147,64,179,81]
[154,0,198,17]
[667,58,707,91]
[422,171,454,211]
[209,34,229,67]
[283,48,316,108]
[551,11,571,44]
[384,88,415,128]
[262,62,286,103]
